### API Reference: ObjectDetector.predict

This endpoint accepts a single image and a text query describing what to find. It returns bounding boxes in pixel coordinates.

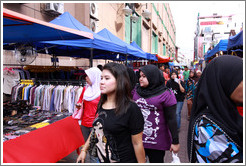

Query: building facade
[194,12,243,61]
[3,2,176,67]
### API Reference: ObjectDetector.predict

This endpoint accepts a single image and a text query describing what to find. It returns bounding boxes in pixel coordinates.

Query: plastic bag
[171,152,181,163]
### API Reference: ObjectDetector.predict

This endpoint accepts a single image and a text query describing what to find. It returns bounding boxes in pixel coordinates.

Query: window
[125,13,142,47]
[152,31,158,53]
[132,15,142,47]
[125,16,130,44]
[163,44,166,55]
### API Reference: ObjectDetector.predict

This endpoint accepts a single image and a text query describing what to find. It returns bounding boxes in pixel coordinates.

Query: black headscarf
[136,64,167,98]
[188,55,243,156]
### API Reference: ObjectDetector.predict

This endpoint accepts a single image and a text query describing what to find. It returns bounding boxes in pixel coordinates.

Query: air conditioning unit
[45,3,64,15]
[90,3,98,20]
[90,18,98,32]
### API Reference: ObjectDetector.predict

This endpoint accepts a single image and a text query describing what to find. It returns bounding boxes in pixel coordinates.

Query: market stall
[204,39,229,62]
[35,12,147,62]
[3,116,84,163]
[3,8,93,43]
[3,9,90,163]
[227,30,243,57]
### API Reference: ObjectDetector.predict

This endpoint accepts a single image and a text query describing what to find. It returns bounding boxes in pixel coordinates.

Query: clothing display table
[3,116,84,163]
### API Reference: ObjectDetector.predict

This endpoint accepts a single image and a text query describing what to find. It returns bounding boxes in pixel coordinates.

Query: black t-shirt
[166,79,185,101]
[92,101,144,163]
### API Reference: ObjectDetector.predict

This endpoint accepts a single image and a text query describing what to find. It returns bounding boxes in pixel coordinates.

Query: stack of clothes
[3,101,72,142]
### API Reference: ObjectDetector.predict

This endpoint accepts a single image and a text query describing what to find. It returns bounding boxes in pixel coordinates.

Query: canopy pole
[125,54,128,66]
[90,48,93,67]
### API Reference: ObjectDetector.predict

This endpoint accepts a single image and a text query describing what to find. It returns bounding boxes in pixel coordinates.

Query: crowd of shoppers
[75,55,242,163]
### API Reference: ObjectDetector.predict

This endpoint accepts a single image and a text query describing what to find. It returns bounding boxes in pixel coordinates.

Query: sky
[169,1,245,60]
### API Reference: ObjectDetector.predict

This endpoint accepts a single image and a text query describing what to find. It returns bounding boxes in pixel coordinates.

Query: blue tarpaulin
[36,12,146,61]
[130,41,158,61]
[97,28,147,60]
[168,62,174,66]
[227,30,243,50]
[36,12,128,60]
[205,39,228,60]
[3,8,93,43]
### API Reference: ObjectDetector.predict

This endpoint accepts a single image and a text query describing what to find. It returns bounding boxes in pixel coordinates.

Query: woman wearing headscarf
[187,55,243,163]
[76,67,102,162]
[132,64,180,163]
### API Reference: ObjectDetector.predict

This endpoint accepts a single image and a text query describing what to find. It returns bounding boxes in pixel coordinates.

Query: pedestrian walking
[187,55,243,163]
[163,66,170,84]
[132,64,180,163]
[166,70,186,132]
[193,69,202,84]
[75,67,101,163]
[77,62,145,163]
[184,70,196,120]
[183,66,190,81]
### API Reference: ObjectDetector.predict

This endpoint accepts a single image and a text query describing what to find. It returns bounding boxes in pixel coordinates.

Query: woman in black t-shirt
[166,70,185,131]
[77,62,145,163]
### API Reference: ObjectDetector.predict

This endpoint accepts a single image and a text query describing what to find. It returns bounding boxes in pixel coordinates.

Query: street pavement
[57,100,190,163]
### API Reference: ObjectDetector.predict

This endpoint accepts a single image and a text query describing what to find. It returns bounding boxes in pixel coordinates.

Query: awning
[36,12,145,61]
[97,28,147,60]
[3,8,93,43]
[35,12,128,60]
[130,41,158,61]
[205,39,228,60]
[227,30,243,50]
[156,54,170,63]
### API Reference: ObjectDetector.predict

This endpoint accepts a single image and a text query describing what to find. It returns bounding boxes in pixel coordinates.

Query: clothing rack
[35,79,86,86]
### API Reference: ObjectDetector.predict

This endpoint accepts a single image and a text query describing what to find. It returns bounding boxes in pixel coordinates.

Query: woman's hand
[170,144,180,153]
[76,103,82,109]
[76,150,87,163]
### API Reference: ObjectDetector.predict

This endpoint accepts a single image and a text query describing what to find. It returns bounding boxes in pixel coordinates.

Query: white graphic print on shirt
[135,98,159,144]
[169,88,177,95]
[93,113,119,162]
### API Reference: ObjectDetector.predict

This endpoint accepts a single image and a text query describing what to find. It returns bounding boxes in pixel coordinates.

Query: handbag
[72,87,86,120]
[72,105,84,119]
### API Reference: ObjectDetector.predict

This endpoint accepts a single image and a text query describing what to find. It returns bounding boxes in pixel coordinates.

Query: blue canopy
[205,39,228,60]
[97,28,147,60]
[36,12,146,61]
[3,8,93,43]
[227,30,243,50]
[168,62,174,66]
[36,12,128,60]
[130,41,158,61]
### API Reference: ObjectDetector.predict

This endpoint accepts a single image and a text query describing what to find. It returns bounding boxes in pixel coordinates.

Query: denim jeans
[176,101,184,130]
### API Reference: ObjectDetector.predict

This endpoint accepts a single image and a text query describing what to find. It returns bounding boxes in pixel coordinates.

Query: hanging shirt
[3,70,20,95]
